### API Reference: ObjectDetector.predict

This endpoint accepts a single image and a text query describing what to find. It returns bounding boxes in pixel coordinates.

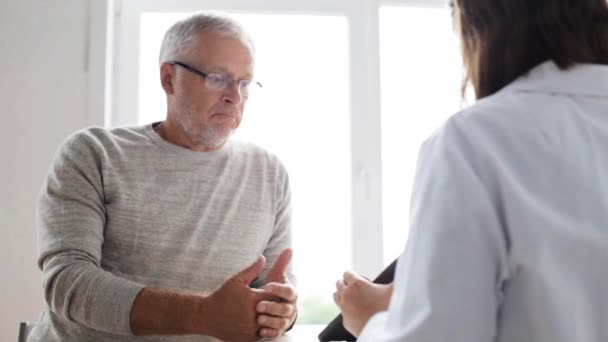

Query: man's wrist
[189,292,214,336]
[130,287,210,336]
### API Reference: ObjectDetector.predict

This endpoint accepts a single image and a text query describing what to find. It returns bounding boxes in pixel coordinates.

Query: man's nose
[222,81,243,105]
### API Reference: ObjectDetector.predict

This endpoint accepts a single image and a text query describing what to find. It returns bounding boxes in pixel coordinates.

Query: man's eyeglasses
[169,60,262,96]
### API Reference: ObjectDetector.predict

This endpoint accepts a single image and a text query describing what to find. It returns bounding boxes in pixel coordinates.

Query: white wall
[0,1,106,340]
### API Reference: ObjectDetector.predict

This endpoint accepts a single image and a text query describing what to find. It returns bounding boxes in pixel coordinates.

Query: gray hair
[159,12,254,64]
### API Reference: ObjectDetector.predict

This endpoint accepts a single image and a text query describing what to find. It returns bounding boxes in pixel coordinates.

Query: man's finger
[258,314,291,330]
[256,300,296,317]
[266,248,293,284]
[232,255,266,285]
[259,327,281,339]
[263,282,297,302]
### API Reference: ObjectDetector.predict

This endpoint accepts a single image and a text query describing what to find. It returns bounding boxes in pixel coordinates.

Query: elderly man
[30,12,297,342]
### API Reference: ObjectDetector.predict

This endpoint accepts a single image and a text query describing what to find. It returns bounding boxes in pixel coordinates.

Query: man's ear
[160,63,175,95]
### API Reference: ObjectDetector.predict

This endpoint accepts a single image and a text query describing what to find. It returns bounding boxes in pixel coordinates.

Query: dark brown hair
[454,0,608,99]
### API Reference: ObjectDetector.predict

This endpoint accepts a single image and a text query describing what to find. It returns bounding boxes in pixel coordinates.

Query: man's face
[164,33,254,150]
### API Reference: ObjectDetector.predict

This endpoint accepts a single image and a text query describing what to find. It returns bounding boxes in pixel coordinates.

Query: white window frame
[107,0,447,277]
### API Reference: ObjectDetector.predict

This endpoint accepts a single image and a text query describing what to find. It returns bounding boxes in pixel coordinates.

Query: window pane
[139,13,351,324]
[379,6,464,264]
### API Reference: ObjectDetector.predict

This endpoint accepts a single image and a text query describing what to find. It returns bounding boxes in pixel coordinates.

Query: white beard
[177,108,234,149]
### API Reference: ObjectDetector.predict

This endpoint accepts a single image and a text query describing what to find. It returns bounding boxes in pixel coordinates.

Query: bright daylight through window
[379,5,464,265]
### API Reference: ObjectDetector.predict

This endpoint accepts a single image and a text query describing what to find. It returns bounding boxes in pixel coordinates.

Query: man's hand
[333,271,394,337]
[202,255,280,342]
[130,255,280,340]
[256,248,298,339]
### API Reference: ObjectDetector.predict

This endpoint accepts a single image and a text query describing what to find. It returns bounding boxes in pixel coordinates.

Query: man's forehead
[189,34,255,77]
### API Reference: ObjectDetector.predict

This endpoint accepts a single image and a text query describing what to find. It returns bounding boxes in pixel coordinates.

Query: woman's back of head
[454,0,608,99]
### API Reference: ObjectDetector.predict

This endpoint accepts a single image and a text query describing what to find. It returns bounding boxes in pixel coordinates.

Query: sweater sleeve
[253,159,296,288]
[36,131,145,335]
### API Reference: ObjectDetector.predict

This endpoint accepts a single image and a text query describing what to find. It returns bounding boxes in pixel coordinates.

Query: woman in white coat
[334,0,608,341]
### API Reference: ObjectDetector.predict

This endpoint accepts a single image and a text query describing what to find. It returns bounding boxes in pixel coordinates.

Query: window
[379,5,464,265]
[111,0,464,324]
[127,9,352,324]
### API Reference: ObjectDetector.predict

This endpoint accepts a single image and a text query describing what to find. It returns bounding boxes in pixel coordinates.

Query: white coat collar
[502,60,608,98]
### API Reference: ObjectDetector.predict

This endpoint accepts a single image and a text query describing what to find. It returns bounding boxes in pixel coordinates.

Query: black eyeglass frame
[168,60,262,90]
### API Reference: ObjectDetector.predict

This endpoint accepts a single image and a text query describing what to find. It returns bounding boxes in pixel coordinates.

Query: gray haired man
[31,12,297,342]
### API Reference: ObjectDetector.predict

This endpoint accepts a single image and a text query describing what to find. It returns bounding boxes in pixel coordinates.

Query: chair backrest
[18,321,34,342]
